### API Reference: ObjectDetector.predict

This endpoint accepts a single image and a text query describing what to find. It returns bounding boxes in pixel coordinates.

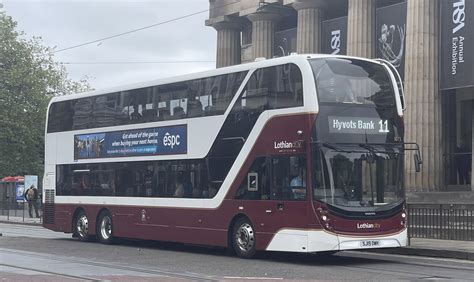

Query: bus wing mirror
[414,153,422,173]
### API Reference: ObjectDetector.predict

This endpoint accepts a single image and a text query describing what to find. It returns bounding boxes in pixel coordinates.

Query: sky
[1,0,217,90]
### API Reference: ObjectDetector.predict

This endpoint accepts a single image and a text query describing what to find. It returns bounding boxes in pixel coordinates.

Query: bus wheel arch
[228,214,256,259]
[96,209,114,244]
[72,208,92,242]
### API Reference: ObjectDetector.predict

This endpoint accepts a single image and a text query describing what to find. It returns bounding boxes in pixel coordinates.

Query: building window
[443,90,473,188]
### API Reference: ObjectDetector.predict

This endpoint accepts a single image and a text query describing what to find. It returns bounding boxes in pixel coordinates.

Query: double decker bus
[43,54,420,258]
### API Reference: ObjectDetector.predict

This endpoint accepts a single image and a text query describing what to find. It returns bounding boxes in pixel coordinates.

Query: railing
[0,196,42,223]
[408,204,474,241]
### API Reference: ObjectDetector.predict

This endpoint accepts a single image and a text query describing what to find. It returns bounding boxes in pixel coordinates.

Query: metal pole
[407,204,411,246]
[6,196,9,220]
[39,196,42,223]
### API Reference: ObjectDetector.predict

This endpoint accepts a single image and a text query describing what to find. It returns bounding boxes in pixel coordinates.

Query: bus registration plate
[360,240,380,248]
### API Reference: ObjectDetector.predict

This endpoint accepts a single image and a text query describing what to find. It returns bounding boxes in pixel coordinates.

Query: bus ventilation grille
[44,189,55,224]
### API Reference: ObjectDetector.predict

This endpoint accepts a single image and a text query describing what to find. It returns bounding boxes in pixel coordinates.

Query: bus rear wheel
[97,211,114,244]
[74,210,91,242]
[232,218,256,259]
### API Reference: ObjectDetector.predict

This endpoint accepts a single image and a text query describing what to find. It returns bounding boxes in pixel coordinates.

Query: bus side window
[271,155,306,201]
[242,64,303,112]
[271,64,303,109]
[235,157,269,200]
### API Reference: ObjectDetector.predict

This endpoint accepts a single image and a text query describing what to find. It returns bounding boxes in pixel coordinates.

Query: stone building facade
[206,0,474,199]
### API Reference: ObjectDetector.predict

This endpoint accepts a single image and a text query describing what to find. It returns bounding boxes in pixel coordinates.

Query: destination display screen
[74,125,187,160]
[328,116,390,135]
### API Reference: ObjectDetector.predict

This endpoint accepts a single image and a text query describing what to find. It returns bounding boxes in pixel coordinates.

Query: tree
[0,11,92,179]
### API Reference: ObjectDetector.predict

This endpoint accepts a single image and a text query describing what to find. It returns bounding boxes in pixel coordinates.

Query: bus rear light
[322,215,328,222]
[401,212,406,219]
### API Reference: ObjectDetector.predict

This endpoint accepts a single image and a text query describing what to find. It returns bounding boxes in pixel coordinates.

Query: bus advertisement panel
[74,125,187,160]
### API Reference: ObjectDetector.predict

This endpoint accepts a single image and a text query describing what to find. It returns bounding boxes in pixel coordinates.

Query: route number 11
[379,120,389,133]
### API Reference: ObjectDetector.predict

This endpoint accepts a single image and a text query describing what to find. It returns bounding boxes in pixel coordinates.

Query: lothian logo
[357,223,381,229]
[273,140,303,150]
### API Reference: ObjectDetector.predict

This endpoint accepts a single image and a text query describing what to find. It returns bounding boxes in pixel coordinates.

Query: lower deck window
[56,160,217,198]
[234,155,307,200]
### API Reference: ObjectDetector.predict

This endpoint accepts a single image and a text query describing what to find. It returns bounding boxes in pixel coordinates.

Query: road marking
[345,251,474,265]
[1,263,99,281]
[223,277,283,280]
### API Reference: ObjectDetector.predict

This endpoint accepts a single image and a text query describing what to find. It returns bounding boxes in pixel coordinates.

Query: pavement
[1,215,473,261]
[368,237,474,261]
[0,214,42,226]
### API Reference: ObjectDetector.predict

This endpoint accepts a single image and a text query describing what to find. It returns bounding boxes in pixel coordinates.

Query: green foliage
[0,11,92,178]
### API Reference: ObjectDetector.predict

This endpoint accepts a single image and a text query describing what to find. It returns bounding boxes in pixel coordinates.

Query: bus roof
[50,54,382,104]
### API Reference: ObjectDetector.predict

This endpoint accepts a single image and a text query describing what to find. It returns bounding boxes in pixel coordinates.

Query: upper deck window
[309,58,396,108]
[47,71,247,133]
[241,63,303,110]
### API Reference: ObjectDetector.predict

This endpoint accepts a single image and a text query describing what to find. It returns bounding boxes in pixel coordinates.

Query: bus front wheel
[74,210,91,242]
[97,211,114,244]
[232,217,256,259]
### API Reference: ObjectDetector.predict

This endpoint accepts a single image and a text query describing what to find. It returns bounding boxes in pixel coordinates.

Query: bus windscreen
[310,58,396,108]
[314,144,404,212]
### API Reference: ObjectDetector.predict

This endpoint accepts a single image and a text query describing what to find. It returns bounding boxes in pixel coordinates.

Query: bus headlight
[401,212,407,227]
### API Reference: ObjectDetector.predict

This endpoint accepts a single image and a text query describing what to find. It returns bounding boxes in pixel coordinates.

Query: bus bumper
[265,228,407,253]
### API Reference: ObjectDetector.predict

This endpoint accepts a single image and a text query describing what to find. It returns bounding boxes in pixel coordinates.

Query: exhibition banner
[321,16,347,55]
[274,28,297,57]
[441,0,474,90]
[375,2,407,80]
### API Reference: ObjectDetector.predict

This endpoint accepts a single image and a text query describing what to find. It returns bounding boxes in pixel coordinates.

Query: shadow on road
[54,236,389,266]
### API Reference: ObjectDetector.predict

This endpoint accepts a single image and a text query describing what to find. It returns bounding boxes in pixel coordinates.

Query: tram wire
[53,1,240,54]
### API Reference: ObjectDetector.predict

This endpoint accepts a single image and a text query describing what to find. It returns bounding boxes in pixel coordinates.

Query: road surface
[1,223,473,281]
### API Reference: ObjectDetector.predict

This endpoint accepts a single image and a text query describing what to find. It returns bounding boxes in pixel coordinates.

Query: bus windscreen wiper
[322,142,378,154]
[322,142,344,152]
[318,142,402,155]
[359,143,380,154]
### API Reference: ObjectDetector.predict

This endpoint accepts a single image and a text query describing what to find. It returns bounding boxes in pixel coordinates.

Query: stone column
[347,0,375,58]
[471,107,474,191]
[247,12,281,60]
[404,0,442,191]
[293,0,325,54]
[212,21,241,68]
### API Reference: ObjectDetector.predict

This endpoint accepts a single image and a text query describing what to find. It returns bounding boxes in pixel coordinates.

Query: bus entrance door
[258,197,310,252]
[258,155,312,252]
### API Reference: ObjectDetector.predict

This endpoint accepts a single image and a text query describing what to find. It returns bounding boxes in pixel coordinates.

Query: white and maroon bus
[43,54,420,258]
